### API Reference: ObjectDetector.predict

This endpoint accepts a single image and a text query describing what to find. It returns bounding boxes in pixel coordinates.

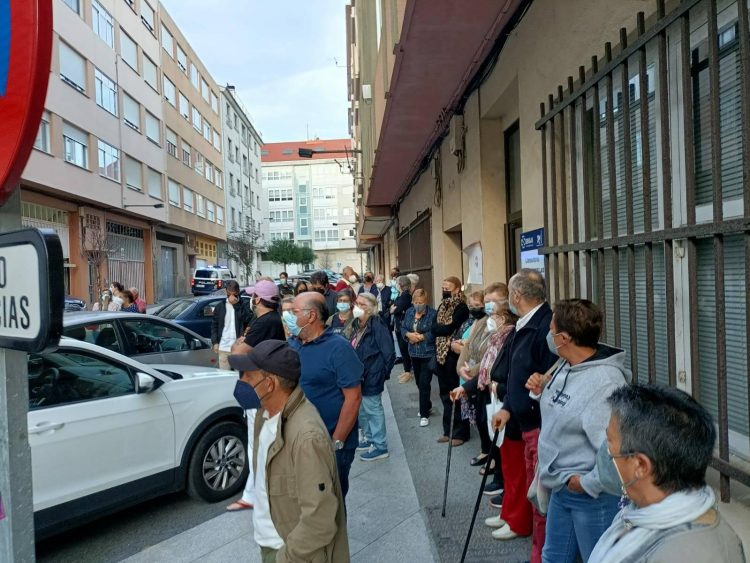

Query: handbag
[485,383,505,448]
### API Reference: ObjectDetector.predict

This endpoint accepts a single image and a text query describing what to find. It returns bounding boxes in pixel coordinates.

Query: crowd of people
[93,265,746,562]
[92,281,147,313]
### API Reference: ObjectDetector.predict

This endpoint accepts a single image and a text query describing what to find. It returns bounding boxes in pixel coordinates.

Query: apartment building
[258,140,361,277]
[22,0,169,303]
[220,86,266,285]
[158,6,226,298]
[347,0,750,528]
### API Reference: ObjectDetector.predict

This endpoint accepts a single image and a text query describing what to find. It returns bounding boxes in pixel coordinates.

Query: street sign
[0,0,53,205]
[520,227,545,277]
[0,228,63,353]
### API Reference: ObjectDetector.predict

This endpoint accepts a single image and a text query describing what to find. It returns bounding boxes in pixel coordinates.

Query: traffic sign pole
[0,189,35,562]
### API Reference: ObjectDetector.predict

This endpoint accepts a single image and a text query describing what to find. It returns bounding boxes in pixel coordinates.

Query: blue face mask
[336,303,350,313]
[484,302,495,315]
[233,380,261,410]
[283,310,305,337]
[414,303,426,313]
[546,330,559,356]
[509,301,519,316]
[390,286,399,299]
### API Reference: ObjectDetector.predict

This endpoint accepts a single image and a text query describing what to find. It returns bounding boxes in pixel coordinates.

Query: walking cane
[460,429,500,563]
[441,399,457,517]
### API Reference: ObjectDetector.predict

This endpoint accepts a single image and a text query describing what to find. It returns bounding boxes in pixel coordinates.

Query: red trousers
[523,428,546,563]
[499,437,532,536]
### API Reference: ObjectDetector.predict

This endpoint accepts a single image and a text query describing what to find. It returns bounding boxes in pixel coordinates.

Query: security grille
[106,221,145,293]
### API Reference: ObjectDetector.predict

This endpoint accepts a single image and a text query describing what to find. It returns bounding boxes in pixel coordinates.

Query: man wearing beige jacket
[230,340,349,563]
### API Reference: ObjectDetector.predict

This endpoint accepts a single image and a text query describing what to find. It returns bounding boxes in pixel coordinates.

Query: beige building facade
[349,0,750,537]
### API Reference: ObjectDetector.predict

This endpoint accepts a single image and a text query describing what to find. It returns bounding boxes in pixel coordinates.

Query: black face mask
[313,287,326,295]
[442,290,452,300]
[469,308,486,320]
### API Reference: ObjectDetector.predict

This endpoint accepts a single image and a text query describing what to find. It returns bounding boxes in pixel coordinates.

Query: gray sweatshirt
[536,344,629,497]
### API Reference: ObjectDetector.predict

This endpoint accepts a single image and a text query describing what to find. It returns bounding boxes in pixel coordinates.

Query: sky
[161,0,350,143]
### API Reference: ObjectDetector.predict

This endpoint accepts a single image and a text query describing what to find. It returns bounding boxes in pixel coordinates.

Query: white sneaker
[419,417,429,427]
[491,524,519,540]
[484,515,506,529]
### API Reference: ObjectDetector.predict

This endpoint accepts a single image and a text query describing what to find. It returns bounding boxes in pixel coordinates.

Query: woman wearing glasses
[525,299,628,563]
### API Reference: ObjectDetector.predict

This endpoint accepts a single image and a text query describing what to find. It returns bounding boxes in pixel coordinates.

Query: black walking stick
[441,399,457,517]
[460,429,501,563]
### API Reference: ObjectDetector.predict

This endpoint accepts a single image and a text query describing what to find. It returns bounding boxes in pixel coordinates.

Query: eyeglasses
[607,448,638,460]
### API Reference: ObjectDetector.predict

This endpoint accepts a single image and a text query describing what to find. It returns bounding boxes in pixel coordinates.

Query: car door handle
[29,422,65,434]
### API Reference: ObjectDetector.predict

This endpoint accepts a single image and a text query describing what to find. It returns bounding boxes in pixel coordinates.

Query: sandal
[470,453,489,467]
[226,499,254,511]
[479,460,497,475]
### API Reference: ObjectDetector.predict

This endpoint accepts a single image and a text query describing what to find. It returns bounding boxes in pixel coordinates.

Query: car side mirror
[136,372,156,393]
[190,338,203,350]
[202,306,214,317]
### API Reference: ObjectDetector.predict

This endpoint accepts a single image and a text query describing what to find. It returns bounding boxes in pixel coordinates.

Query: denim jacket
[400,306,437,358]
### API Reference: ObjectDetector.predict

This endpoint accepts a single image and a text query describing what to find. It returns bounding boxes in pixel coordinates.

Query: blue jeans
[335,448,356,499]
[359,394,387,451]
[542,487,620,563]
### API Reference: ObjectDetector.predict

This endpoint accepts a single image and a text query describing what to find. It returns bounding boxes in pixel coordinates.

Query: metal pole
[0,188,36,562]
[441,400,457,517]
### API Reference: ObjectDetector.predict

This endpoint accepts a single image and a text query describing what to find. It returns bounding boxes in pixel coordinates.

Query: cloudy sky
[161,0,350,143]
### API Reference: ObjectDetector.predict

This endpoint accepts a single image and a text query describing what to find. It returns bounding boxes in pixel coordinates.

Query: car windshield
[194,270,218,279]
[157,300,194,320]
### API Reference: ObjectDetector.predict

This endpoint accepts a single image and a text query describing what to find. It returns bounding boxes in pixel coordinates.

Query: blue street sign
[520,228,545,252]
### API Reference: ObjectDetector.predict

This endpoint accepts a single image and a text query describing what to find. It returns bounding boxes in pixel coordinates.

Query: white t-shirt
[253,411,284,550]
[218,300,236,352]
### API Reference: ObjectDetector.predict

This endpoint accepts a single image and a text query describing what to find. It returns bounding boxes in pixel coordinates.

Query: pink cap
[250,279,279,301]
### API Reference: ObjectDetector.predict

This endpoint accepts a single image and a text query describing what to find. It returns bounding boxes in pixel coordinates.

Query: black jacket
[391,291,412,326]
[351,316,396,396]
[211,299,252,346]
[500,302,558,432]
[378,286,393,323]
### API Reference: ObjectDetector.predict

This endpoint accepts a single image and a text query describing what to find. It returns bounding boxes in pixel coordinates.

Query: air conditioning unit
[362,84,372,101]
[449,114,464,156]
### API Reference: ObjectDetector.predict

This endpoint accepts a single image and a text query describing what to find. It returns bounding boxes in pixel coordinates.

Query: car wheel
[186,421,248,502]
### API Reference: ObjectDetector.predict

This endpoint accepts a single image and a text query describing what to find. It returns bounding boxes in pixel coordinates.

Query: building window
[59,42,86,93]
[168,179,180,207]
[143,55,158,91]
[190,64,200,89]
[147,168,161,199]
[207,200,215,222]
[120,31,138,71]
[179,92,189,120]
[163,76,176,106]
[161,24,174,57]
[33,111,51,153]
[94,68,118,116]
[182,141,192,167]
[210,92,218,114]
[216,206,224,226]
[166,128,177,158]
[63,0,81,15]
[200,78,209,102]
[63,122,88,168]
[124,156,142,190]
[270,210,294,222]
[92,1,114,48]
[141,1,155,32]
[242,155,249,176]
[175,44,187,72]
[97,139,120,180]
[183,188,194,212]
[216,169,223,189]
[196,194,205,217]
[145,112,160,144]
[123,93,140,131]
[202,120,211,142]
[194,151,204,176]
[205,161,214,183]
[228,139,234,162]
[212,128,221,152]
[191,107,202,131]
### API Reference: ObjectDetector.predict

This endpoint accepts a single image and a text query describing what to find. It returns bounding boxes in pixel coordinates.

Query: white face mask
[376,282,385,290]
[352,305,365,319]
[486,317,498,333]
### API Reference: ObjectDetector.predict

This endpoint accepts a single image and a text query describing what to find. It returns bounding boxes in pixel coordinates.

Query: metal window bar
[536,0,750,502]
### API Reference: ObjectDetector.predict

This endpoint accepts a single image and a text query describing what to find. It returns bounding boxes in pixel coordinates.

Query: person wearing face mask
[211,280,253,370]
[279,296,295,339]
[228,340,350,562]
[309,271,339,317]
[284,292,363,499]
[390,275,414,383]
[350,292,395,461]
[327,289,356,339]
[277,271,294,297]
[401,289,437,426]
[358,272,379,297]
[374,274,391,317]
[433,276,470,446]
[524,299,627,563]
[294,280,310,296]
[491,269,557,558]
[241,280,285,351]
[588,384,744,563]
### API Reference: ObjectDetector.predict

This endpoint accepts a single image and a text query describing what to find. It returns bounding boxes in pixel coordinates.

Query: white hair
[357,292,378,314]
[407,273,420,287]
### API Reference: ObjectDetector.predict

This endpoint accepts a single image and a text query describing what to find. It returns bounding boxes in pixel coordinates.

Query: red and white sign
[0,0,52,206]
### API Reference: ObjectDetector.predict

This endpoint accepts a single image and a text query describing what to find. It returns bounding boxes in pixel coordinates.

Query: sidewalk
[121,388,439,563]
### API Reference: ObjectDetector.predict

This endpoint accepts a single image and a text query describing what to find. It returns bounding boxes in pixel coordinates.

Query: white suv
[28,339,248,539]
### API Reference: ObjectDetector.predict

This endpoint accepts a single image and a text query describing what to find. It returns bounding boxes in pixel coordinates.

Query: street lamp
[123,203,164,209]
[298,148,362,158]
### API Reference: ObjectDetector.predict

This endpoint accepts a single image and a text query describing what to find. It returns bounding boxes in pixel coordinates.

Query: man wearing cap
[243,279,286,348]
[230,341,349,563]
[284,291,363,499]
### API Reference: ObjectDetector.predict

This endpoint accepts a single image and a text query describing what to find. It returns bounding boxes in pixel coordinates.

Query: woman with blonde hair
[401,288,438,426]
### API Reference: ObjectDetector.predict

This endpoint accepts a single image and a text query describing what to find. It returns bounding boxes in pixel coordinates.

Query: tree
[226,227,263,285]
[81,216,112,307]
[266,239,316,271]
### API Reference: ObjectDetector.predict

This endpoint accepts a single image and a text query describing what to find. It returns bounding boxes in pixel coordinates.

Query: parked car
[191,267,236,296]
[154,295,253,339]
[29,338,248,539]
[62,311,216,367]
[64,296,86,312]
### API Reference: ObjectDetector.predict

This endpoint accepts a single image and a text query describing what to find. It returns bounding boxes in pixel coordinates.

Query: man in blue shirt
[285,291,363,499]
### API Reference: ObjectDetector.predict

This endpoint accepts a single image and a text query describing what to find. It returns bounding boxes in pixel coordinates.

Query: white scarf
[588,486,716,563]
